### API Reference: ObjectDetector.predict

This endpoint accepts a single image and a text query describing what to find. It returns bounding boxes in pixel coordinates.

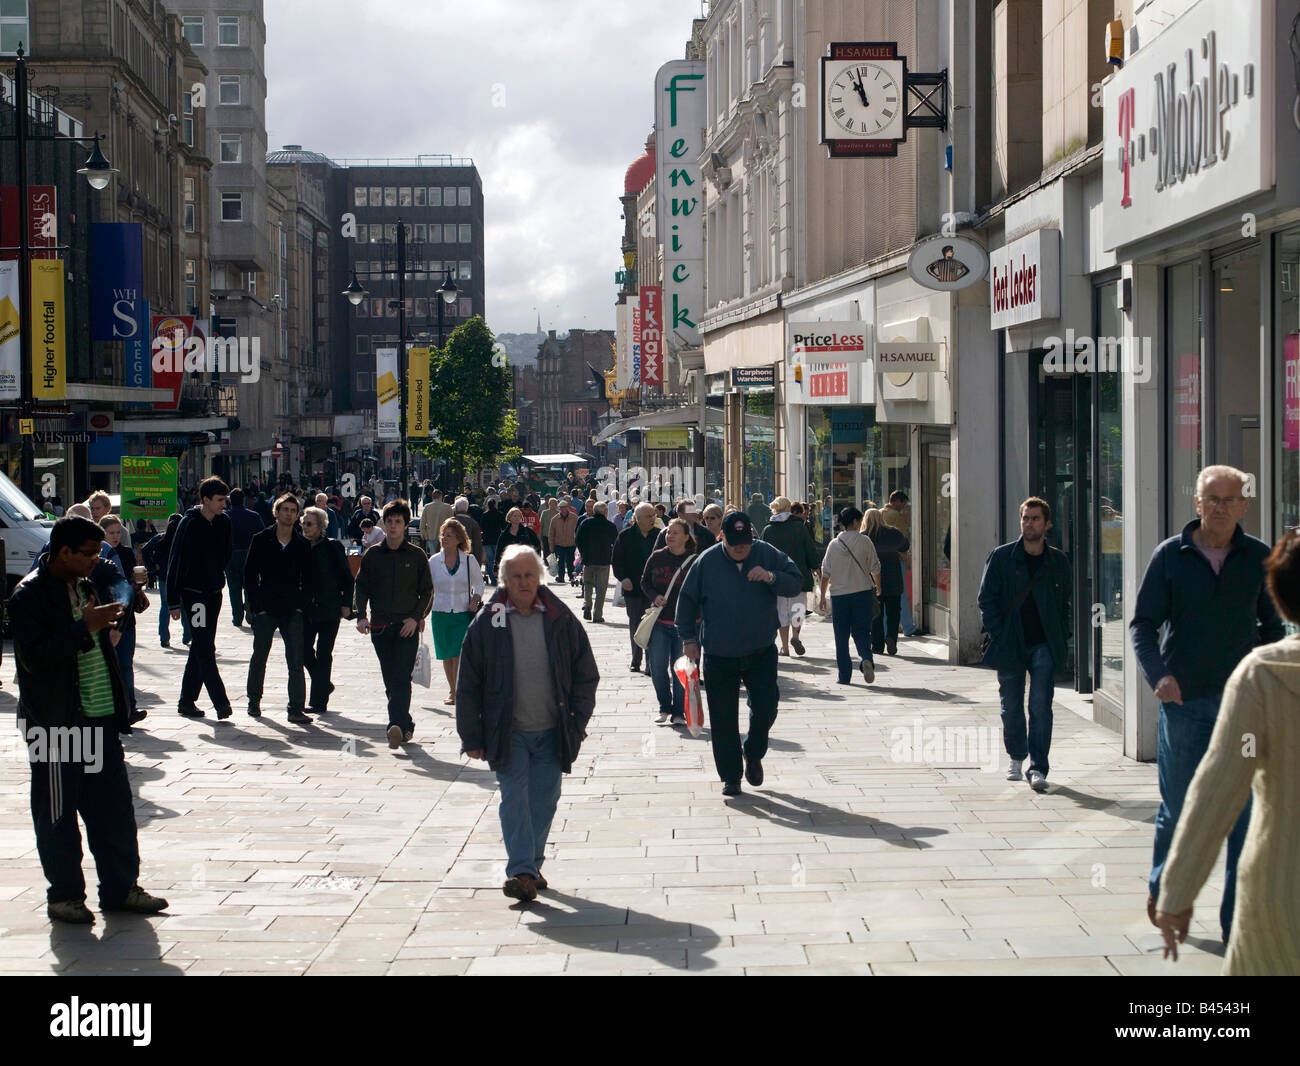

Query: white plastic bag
[546,552,559,577]
[611,583,626,608]
[674,655,704,737]
[412,636,432,688]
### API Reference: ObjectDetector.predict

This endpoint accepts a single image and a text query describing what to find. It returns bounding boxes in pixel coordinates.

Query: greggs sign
[989,229,1060,330]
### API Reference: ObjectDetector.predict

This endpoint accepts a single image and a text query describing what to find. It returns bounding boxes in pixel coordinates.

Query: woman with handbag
[639,518,697,725]
[429,518,484,706]
[818,507,882,685]
[301,506,353,715]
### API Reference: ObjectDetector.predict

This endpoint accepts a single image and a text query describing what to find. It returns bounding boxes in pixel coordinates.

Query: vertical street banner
[1,185,58,261]
[654,59,705,354]
[376,347,400,441]
[615,301,630,391]
[91,222,146,344]
[1285,333,1299,452]
[631,302,642,385]
[639,286,662,387]
[126,299,151,392]
[406,346,430,438]
[151,314,192,411]
[0,260,20,400]
[120,456,178,523]
[30,258,66,399]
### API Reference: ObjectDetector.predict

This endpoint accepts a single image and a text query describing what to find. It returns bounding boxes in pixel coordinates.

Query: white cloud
[266,0,703,333]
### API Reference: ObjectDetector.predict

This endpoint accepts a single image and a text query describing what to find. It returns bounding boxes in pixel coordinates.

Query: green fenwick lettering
[664,73,704,125]
[669,168,694,187]
[673,293,695,330]
[670,138,687,158]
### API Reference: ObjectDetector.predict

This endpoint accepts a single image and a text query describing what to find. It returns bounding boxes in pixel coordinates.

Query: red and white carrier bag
[674,656,704,737]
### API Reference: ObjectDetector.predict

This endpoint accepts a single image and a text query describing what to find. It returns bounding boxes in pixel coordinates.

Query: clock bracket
[903,69,948,131]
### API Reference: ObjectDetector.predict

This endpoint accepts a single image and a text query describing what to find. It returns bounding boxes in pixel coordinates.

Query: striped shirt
[71,587,115,718]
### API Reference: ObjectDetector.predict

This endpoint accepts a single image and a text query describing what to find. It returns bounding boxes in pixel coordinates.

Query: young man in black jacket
[8,517,169,924]
[167,476,234,719]
[611,502,659,672]
[244,493,314,723]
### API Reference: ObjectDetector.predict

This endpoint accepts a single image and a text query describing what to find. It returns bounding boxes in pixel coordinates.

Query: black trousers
[371,625,419,732]
[702,644,780,785]
[180,590,229,711]
[625,592,647,668]
[226,549,248,624]
[29,723,140,905]
[871,593,902,652]
[303,611,341,710]
[247,611,307,713]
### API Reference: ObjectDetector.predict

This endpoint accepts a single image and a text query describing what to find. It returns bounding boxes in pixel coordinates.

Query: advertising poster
[151,314,193,410]
[120,456,178,523]
[0,260,20,400]
[376,348,400,441]
[406,347,430,438]
[30,258,66,399]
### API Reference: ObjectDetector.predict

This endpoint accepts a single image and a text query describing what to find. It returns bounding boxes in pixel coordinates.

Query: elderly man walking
[1131,464,1284,942]
[677,511,802,797]
[575,501,618,622]
[612,502,659,673]
[549,500,579,584]
[457,545,599,902]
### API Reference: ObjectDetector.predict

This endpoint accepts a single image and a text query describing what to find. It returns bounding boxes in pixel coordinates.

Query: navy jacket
[228,505,265,551]
[166,506,233,606]
[977,538,1072,673]
[675,540,803,657]
[1130,520,1284,701]
[244,525,313,616]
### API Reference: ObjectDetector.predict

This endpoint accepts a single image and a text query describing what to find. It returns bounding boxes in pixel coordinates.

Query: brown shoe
[534,874,548,891]
[502,874,538,902]
[1147,895,1158,927]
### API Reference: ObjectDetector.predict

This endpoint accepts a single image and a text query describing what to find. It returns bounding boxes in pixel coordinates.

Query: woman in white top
[428,518,484,705]
[818,506,882,686]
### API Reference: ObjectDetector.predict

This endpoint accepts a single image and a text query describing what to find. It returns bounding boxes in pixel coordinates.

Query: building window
[247,272,257,296]
[218,75,240,105]
[217,15,238,45]
[443,187,456,205]
[371,298,384,318]
[369,186,382,206]
[383,223,396,243]
[384,187,397,207]
[458,224,471,243]
[184,285,197,311]
[356,335,370,354]
[414,297,428,316]
[428,187,442,207]
[220,192,243,221]
[219,133,241,163]
[413,223,426,242]
[458,297,473,318]
[353,186,367,207]
[357,372,370,393]
[181,14,203,46]
[399,187,412,206]
[182,117,194,146]
[185,259,196,283]
[459,260,471,280]
[413,187,426,207]
[458,187,471,206]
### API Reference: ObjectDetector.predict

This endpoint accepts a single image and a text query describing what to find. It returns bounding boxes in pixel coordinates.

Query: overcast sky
[265,0,704,336]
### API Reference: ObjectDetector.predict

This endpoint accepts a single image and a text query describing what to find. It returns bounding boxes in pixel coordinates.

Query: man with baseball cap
[676,510,802,797]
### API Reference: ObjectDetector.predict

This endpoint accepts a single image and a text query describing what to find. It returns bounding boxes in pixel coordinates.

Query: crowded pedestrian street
[0,588,1226,976]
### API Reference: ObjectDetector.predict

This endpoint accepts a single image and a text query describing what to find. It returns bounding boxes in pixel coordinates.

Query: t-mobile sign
[640,286,662,386]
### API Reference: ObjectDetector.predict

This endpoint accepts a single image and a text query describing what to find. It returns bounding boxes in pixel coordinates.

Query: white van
[0,470,54,595]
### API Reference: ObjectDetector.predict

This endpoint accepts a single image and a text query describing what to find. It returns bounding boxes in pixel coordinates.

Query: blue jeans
[115,626,137,714]
[496,728,562,879]
[484,543,498,583]
[157,578,192,645]
[997,642,1055,775]
[647,622,684,717]
[1150,692,1251,941]
[830,589,874,683]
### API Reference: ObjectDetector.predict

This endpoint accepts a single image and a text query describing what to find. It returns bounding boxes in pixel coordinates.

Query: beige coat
[419,500,454,542]
[549,510,579,547]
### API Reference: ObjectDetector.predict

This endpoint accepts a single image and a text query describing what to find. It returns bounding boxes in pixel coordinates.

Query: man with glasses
[1131,464,1284,944]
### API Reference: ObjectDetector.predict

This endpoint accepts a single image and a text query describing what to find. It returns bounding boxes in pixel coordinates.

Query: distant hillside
[494,331,546,368]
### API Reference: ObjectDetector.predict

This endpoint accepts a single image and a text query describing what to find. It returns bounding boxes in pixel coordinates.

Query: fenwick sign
[1102,0,1275,251]
[654,59,705,354]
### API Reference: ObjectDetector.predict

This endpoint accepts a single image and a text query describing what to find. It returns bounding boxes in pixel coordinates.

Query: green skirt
[430,610,473,659]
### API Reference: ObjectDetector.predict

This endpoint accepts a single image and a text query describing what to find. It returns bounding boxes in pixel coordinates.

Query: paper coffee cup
[133,566,147,585]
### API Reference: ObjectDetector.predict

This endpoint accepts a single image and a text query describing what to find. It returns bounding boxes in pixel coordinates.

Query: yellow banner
[406,347,430,438]
[646,428,690,450]
[30,259,66,399]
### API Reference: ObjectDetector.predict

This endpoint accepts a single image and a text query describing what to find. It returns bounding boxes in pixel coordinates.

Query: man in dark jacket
[453,496,485,565]
[167,475,235,719]
[244,493,313,723]
[867,509,909,655]
[574,501,618,622]
[347,495,382,543]
[225,487,265,626]
[301,506,353,715]
[8,517,168,924]
[977,497,1072,793]
[760,497,822,657]
[677,511,803,797]
[612,502,659,672]
[457,544,599,903]
[1130,465,1283,942]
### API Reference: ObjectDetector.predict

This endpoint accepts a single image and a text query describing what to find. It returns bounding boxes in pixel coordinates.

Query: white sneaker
[1006,759,1024,782]
[670,715,686,726]
[655,712,670,724]
[1028,770,1048,792]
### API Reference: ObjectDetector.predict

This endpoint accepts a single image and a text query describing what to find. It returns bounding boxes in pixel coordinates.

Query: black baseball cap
[721,510,754,545]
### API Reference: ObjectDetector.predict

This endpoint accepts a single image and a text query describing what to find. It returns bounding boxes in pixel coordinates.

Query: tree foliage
[414,316,521,483]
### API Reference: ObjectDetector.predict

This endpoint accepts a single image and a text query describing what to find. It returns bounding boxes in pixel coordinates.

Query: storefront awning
[593,404,721,444]
[521,453,589,465]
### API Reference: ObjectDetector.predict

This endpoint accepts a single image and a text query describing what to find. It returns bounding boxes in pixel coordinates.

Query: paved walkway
[0,582,1228,975]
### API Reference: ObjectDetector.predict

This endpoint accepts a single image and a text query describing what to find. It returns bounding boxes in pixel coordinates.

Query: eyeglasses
[1201,495,1245,508]
[75,548,100,558]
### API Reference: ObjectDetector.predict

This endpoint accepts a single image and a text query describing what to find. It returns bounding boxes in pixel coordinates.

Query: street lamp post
[3,46,116,499]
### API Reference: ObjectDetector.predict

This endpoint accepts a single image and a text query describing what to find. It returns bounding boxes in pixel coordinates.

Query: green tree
[413,315,520,486]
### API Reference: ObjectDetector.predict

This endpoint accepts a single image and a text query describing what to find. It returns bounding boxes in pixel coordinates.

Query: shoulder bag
[634,554,695,649]
[979,558,1051,655]
[838,535,883,621]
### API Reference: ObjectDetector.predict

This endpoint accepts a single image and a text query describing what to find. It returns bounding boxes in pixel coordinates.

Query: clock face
[823,59,905,141]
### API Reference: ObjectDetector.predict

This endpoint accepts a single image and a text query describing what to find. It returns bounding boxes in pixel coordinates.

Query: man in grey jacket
[677,511,803,797]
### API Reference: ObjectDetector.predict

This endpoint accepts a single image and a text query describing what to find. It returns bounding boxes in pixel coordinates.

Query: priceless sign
[789,321,871,406]
[906,234,988,292]
[120,456,178,522]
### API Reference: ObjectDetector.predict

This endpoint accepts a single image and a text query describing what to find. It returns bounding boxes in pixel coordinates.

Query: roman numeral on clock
[834,108,845,118]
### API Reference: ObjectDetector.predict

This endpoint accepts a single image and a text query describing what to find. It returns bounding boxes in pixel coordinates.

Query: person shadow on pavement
[728,790,947,849]
[47,912,185,976]
[520,890,722,971]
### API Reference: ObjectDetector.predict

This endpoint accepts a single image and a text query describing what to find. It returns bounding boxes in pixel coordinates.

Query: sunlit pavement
[0,582,1228,975]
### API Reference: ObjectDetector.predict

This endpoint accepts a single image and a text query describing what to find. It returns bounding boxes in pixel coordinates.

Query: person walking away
[1154,529,1300,974]
[354,500,434,748]
[167,477,234,720]
[575,501,618,622]
[641,518,697,724]
[452,496,485,566]
[1131,465,1283,942]
[761,496,821,657]
[243,493,313,723]
[818,508,882,685]
[97,515,149,725]
[548,500,578,584]
[419,489,454,556]
[428,518,484,705]
[978,496,1072,792]
[8,516,168,924]
[864,507,909,655]
[457,545,599,902]
[480,497,506,583]
[300,506,352,715]
[677,511,802,796]
[150,513,191,648]
[612,502,659,674]
[746,492,771,534]
[225,487,265,627]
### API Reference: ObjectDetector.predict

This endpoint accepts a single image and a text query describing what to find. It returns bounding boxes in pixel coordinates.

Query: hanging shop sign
[819,42,947,158]
[150,314,192,411]
[30,258,66,400]
[406,347,430,439]
[907,233,988,291]
[90,222,145,342]
[645,428,691,451]
[0,260,19,400]
[639,286,663,386]
[989,228,1061,329]
[731,366,776,388]
[787,321,872,406]
[1102,0,1274,252]
[654,59,705,351]
[375,348,400,441]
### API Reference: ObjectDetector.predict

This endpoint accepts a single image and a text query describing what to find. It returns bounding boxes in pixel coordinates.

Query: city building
[536,328,614,458]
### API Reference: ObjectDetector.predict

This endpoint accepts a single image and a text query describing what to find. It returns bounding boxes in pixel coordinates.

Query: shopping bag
[412,637,432,688]
[546,552,559,577]
[674,656,704,737]
[611,583,626,608]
